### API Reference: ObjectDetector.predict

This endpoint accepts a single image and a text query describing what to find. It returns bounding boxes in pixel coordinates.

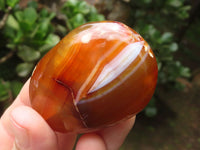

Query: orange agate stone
[29,21,158,133]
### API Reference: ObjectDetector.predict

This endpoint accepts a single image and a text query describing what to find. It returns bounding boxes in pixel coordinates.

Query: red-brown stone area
[29,21,158,133]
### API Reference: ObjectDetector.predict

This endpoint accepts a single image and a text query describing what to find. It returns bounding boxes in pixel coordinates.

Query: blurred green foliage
[0,0,105,111]
[61,0,105,30]
[128,0,192,117]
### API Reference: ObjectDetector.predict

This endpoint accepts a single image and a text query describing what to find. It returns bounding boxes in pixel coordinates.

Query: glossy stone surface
[29,21,158,133]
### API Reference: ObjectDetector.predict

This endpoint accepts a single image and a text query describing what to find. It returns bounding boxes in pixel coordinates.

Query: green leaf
[16,63,34,77]
[17,45,40,62]
[0,0,5,10]
[89,13,105,22]
[167,0,183,7]
[15,9,36,31]
[88,6,105,21]
[45,34,60,45]
[0,80,10,102]
[180,67,191,78]
[145,107,157,117]
[78,1,90,14]
[11,81,23,97]
[40,8,49,18]
[6,43,16,49]
[56,24,67,36]
[160,32,173,43]
[177,6,191,19]
[157,61,162,71]
[6,0,19,8]
[13,30,23,44]
[64,0,79,8]
[69,13,85,29]
[34,19,50,39]
[90,6,97,14]
[145,24,159,38]
[27,0,38,9]
[39,34,60,53]
[168,42,178,52]
[144,97,157,117]
[48,12,56,20]
[6,14,20,30]
[40,9,55,19]
[15,11,23,22]
[23,7,38,24]
[181,5,191,11]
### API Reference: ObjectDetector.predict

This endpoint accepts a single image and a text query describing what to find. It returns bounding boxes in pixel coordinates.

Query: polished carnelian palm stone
[29,21,158,133]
